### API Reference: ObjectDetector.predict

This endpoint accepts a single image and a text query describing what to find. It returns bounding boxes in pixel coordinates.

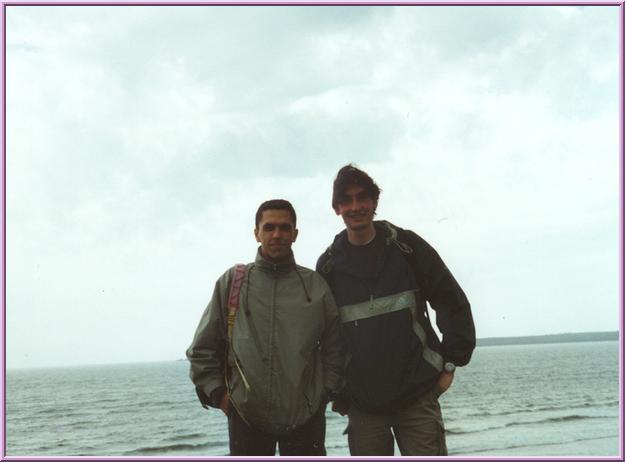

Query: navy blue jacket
[316,220,475,414]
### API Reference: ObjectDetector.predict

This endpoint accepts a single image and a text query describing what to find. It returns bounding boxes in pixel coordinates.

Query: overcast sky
[3,5,621,369]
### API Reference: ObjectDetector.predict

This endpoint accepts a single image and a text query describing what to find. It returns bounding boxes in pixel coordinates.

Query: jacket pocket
[228,348,251,402]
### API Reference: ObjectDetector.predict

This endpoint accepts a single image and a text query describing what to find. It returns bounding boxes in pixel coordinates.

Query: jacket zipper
[267,269,278,411]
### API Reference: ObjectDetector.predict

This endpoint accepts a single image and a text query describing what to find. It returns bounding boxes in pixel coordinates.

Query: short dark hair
[332,164,381,211]
[255,199,297,228]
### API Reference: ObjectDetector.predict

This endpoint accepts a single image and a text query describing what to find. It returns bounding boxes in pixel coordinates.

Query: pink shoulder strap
[226,264,246,338]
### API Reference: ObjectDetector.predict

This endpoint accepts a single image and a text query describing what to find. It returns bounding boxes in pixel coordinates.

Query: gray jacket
[186,250,343,435]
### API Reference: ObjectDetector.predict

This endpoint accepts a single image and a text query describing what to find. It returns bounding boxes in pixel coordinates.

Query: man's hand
[435,370,454,397]
[219,391,230,415]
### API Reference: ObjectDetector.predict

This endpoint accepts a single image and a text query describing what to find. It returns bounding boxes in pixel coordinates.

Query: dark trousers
[228,405,327,456]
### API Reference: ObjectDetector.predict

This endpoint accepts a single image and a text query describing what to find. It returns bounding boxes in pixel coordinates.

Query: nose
[349,196,362,209]
[272,227,282,238]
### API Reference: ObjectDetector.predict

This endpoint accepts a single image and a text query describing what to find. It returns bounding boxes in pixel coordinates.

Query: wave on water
[446,414,612,435]
[65,420,101,427]
[123,440,227,455]
[164,432,206,442]
[458,433,619,455]
[505,414,607,427]
[105,407,145,415]
[36,408,75,416]
[33,441,99,454]
[463,400,619,418]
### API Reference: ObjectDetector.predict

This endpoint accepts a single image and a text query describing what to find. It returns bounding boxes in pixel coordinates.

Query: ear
[254,228,260,243]
[292,228,299,243]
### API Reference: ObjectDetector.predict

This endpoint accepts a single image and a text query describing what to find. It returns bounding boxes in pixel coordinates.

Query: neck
[346,223,376,246]
[260,248,292,265]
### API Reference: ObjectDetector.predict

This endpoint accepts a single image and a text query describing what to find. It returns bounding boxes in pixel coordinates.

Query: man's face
[254,209,298,261]
[335,185,377,231]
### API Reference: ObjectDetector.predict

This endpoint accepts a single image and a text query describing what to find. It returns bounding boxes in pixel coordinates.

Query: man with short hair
[317,165,475,456]
[187,199,343,456]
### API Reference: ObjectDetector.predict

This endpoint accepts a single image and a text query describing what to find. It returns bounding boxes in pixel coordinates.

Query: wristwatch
[443,362,456,373]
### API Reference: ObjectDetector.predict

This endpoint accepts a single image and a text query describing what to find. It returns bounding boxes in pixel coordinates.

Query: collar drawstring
[247,251,311,307]
[295,268,312,303]
[244,264,254,315]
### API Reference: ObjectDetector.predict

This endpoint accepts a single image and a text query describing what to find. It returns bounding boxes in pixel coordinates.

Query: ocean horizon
[7,331,619,372]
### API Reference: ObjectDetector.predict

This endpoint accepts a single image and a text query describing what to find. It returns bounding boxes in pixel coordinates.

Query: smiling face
[254,209,298,261]
[334,184,377,231]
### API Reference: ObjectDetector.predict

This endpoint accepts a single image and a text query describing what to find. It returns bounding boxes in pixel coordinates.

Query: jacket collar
[331,221,391,255]
[254,247,296,273]
[328,221,391,280]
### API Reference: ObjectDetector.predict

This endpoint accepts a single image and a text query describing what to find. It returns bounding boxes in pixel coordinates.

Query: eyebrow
[340,191,369,200]
[262,223,293,229]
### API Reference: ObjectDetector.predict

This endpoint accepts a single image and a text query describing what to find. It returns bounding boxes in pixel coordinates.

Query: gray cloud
[5,5,620,368]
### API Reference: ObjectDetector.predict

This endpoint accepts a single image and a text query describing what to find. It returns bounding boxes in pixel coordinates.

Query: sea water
[5,341,620,456]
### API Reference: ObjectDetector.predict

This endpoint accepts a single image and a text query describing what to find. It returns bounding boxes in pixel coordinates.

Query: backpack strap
[226,264,247,340]
[223,264,252,394]
[379,221,431,318]
[319,245,334,274]
[380,220,414,254]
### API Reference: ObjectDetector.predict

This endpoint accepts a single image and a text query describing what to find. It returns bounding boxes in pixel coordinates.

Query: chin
[347,222,369,231]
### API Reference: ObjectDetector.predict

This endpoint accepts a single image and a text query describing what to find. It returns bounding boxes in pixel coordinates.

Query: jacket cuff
[442,353,471,368]
[197,378,226,408]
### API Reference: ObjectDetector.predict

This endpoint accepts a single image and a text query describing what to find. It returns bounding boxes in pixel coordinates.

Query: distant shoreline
[7,331,619,370]
[476,331,618,347]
